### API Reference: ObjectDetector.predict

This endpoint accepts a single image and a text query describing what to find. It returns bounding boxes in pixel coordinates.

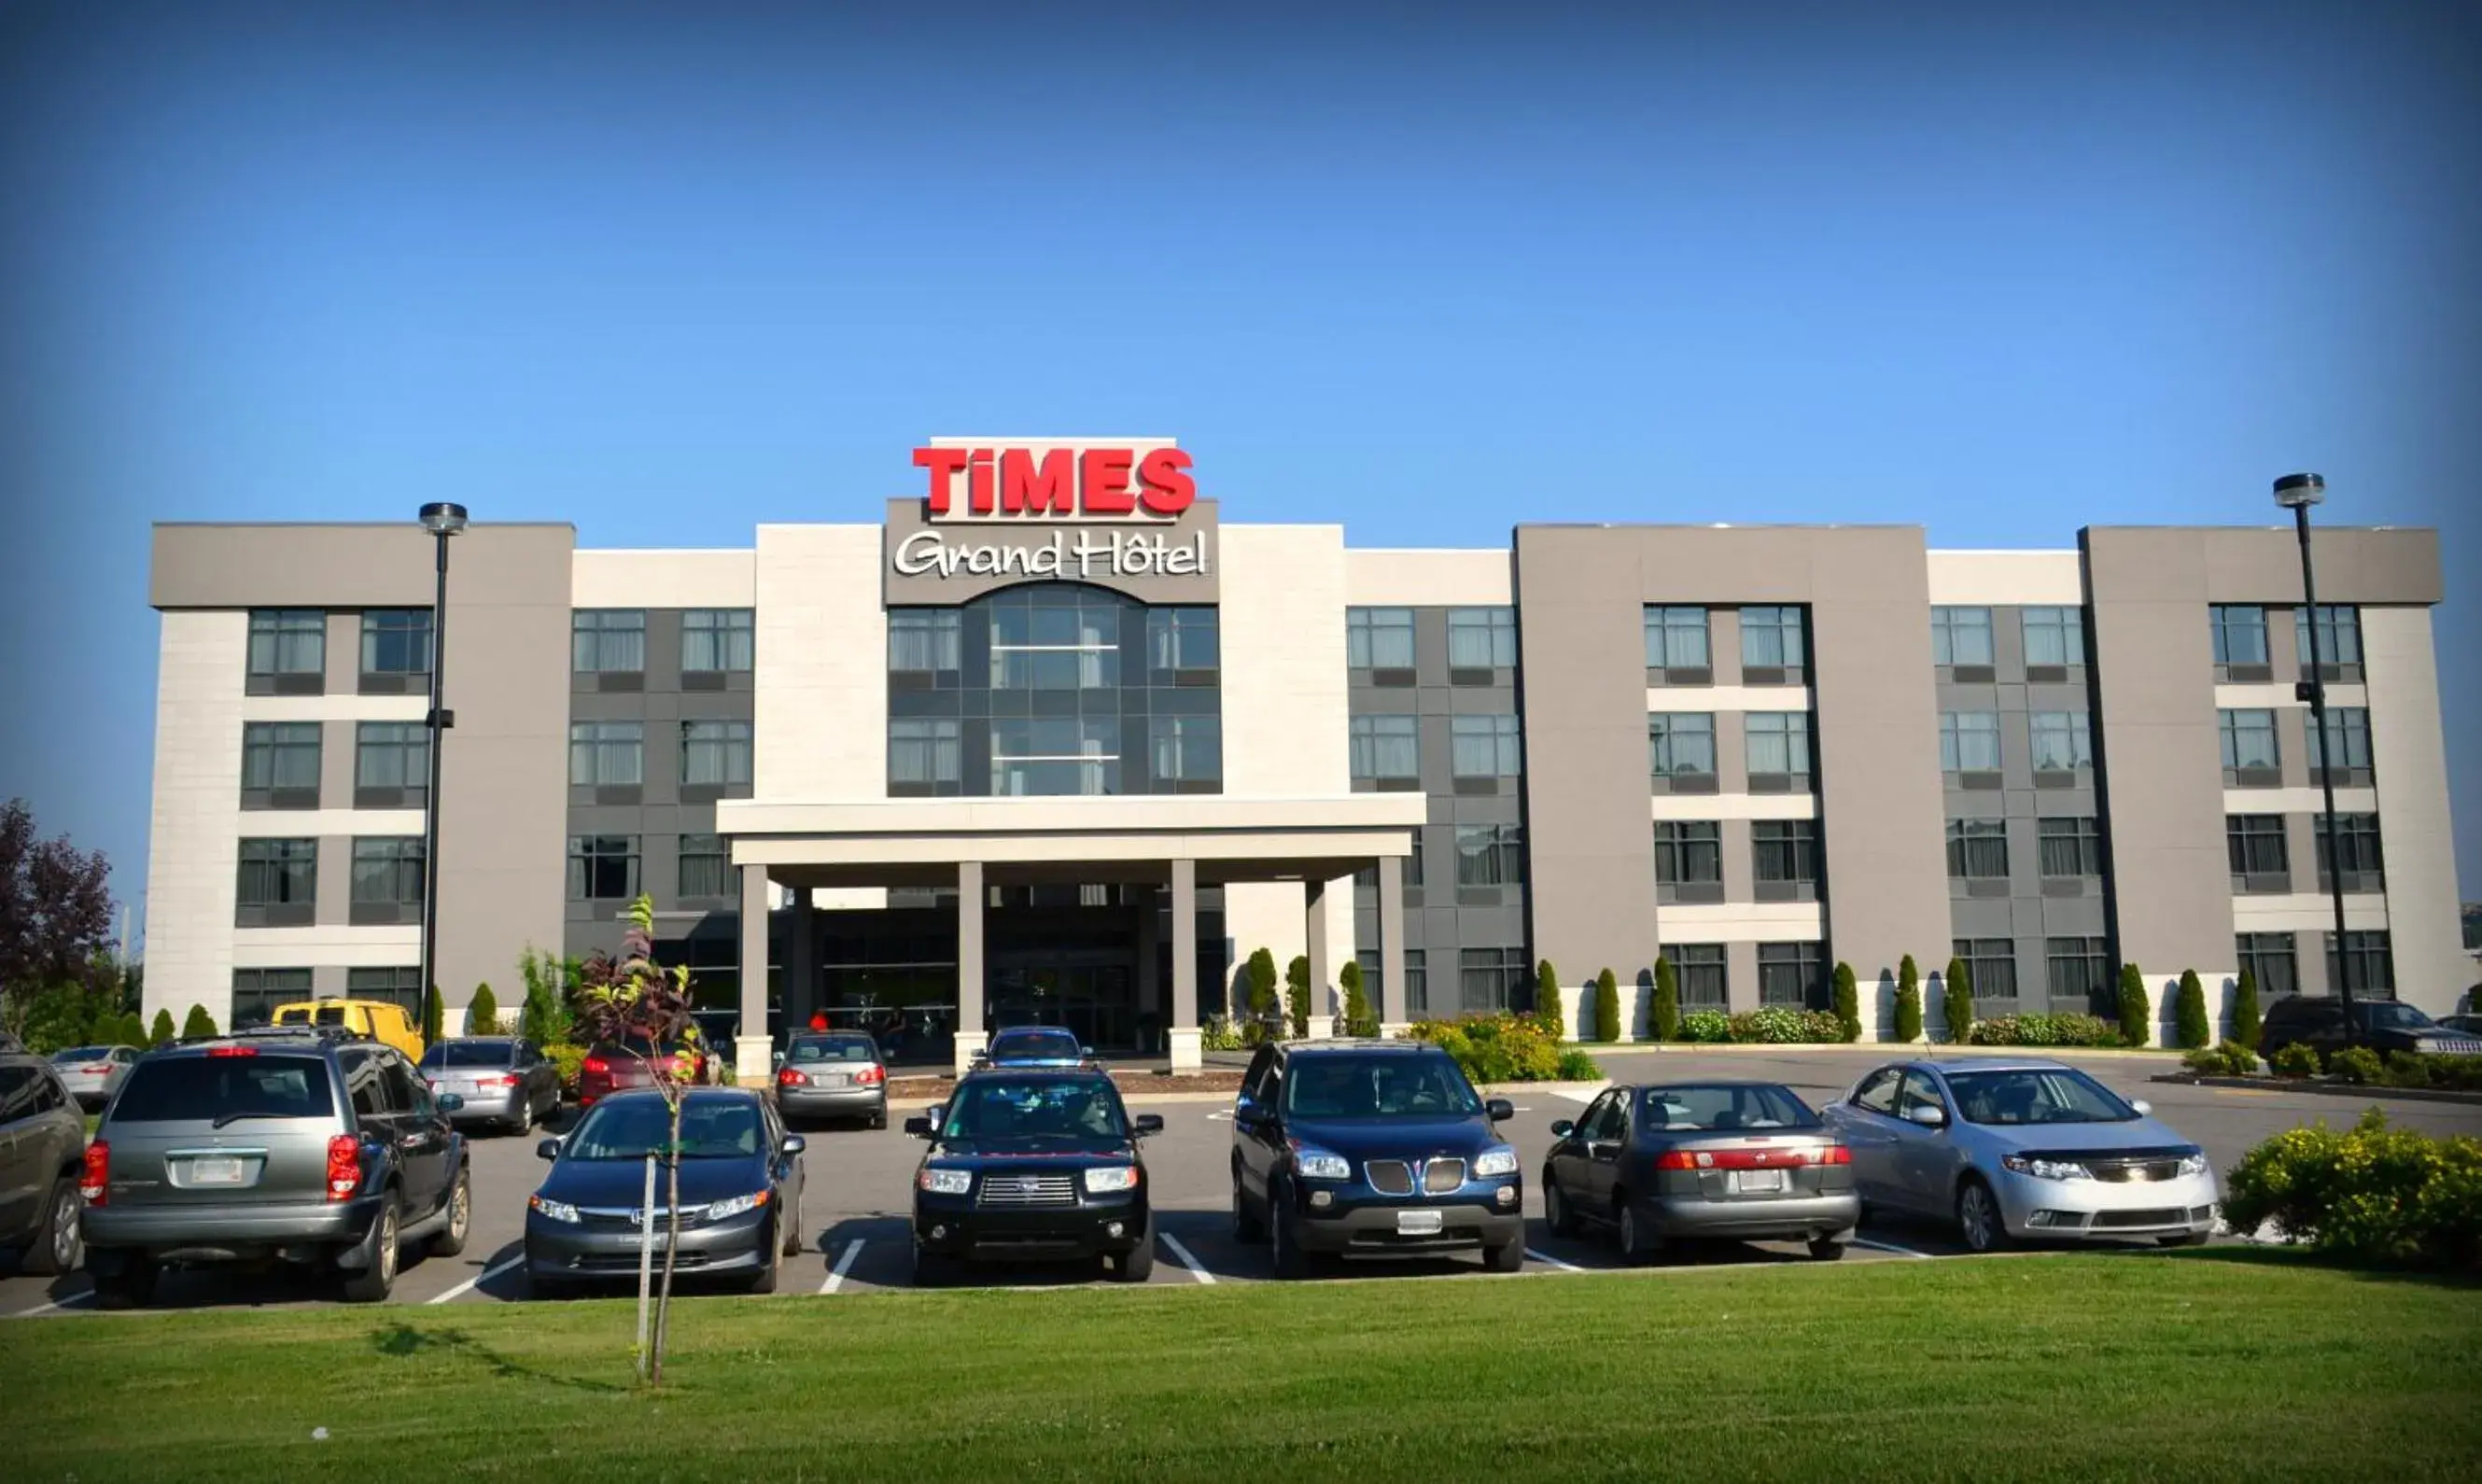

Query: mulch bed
[887,1069,1245,1099]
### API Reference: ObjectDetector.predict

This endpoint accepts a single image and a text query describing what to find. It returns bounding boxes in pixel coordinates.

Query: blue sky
[2,0,2475,938]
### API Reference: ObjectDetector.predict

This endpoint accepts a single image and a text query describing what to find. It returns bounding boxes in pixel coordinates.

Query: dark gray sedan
[773,1032,888,1129]
[1542,1081,1858,1262]
[418,1038,561,1134]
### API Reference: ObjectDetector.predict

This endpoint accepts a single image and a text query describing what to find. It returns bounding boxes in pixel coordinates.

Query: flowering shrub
[1965,1014,2122,1048]
[1200,1015,1248,1052]
[1679,1010,1731,1043]
[2330,1046,2383,1085]
[2181,1042,2257,1077]
[1408,1013,1563,1083]
[1722,1007,1846,1043]
[2221,1109,2482,1271]
[2269,1042,2321,1078]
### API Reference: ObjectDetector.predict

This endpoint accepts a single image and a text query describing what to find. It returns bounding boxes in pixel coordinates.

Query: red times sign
[911,444,1197,519]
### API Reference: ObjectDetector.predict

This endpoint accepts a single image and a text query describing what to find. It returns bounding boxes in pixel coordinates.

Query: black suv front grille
[1364,1158,1467,1196]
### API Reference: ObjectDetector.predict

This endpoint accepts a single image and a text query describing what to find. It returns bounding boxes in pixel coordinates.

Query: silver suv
[80,1027,471,1306]
[2,1049,89,1278]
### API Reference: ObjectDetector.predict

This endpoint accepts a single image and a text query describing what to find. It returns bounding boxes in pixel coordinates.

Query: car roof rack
[178,1024,375,1046]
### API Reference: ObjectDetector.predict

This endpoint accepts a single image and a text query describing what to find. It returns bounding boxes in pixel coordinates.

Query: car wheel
[89,1254,159,1310]
[1808,1234,1848,1262]
[782,1197,805,1258]
[1956,1178,2009,1254]
[429,1167,471,1258]
[1231,1165,1265,1243]
[342,1202,400,1303]
[748,1229,779,1295]
[1543,1170,1581,1239]
[1114,1218,1157,1282]
[1483,1239,1524,1273]
[1269,1182,1311,1281]
[869,1106,888,1131]
[1617,1198,1662,1266]
[23,1177,82,1277]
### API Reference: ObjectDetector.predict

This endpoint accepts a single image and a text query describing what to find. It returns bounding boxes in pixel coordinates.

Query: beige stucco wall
[1343,549,1513,606]
[143,610,248,1024]
[569,549,756,609]
[2364,605,2467,1012]
[750,525,887,909]
[1924,550,2086,606]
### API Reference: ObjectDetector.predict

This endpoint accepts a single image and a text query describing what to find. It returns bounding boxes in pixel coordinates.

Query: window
[349,838,425,917]
[2236,933,2298,1000]
[231,968,312,1031]
[1940,711,2001,773]
[1349,714,1420,789]
[568,835,639,901]
[1447,607,1516,668]
[1745,712,1812,785]
[1930,607,1994,667]
[359,610,432,677]
[344,967,424,1016]
[1740,606,1806,673]
[989,591,1121,690]
[1648,712,1717,779]
[1450,714,1521,780]
[1403,948,1428,1018]
[572,610,647,673]
[2313,814,2384,889]
[1346,608,1415,670]
[2305,707,2373,779]
[2037,816,2101,878]
[1752,820,1818,889]
[568,721,644,787]
[678,833,729,900]
[2210,605,2269,668]
[889,609,962,678]
[354,722,428,801]
[1147,716,1223,791]
[2225,814,2290,882]
[235,838,317,926]
[2294,605,2362,671]
[888,719,962,793]
[241,721,322,804]
[1644,607,1711,672]
[1955,938,2018,1005]
[681,720,753,789]
[1458,947,1527,1015]
[1454,824,1525,889]
[1144,608,1220,673]
[2021,607,2085,667]
[2045,936,2111,1009]
[247,609,325,679]
[2219,708,2280,778]
[1653,821,1723,889]
[2325,931,2395,996]
[682,609,754,673]
[1945,819,2009,880]
[990,717,1120,796]
[2028,710,2093,772]
[1670,944,1727,1008]
[1757,942,1824,1008]
[1352,845,1423,895]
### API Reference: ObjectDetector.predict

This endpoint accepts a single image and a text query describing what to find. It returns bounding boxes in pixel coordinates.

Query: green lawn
[3,1253,2475,1482]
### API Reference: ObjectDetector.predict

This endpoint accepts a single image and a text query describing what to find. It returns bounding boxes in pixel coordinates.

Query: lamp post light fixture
[416,501,468,1046]
[2274,473,2357,1040]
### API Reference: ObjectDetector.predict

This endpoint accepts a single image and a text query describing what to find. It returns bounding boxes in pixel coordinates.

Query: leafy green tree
[1832,961,1861,1043]
[1652,956,1680,1042]
[1942,957,1974,1044]
[423,985,444,1045]
[1244,948,1279,1044]
[1592,968,1621,1044]
[519,945,571,1045]
[468,983,500,1036]
[148,1008,176,1046]
[2117,963,2151,1048]
[1534,959,1564,1041]
[1339,959,1378,1037]
[1283,955,1311,1040]
[180,1003,217,1041]
[1894,956,1923,1043]
[2232,967,2263,1052]
[2174,968,2209,1050]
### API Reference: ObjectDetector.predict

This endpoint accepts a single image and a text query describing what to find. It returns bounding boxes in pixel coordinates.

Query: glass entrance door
[989,959,1136,1052]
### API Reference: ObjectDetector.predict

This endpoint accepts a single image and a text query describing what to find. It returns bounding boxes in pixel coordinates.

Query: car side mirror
[780,1134,806,1157]
[903,1116,934,1139]
[1080,1046,1094,1058]
[437,1093,465,1113]
[2129,1099,2152,1116]
[1904,1105,1947,1128]
[1133,1113,1165,1138]
[1485,1098,1516,1123]
[1233,1103,1269,1131]
[1549,1119,1576,1139]
[536,1138,563,1161]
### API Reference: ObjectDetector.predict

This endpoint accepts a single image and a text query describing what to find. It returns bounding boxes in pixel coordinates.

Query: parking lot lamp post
[416,502,469,1044]
[2275,473,2355,1039]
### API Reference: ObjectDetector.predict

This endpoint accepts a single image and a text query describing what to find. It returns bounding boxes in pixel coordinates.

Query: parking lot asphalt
[8,1047,2478,1317]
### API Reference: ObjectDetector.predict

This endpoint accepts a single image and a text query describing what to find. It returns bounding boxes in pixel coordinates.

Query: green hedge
[1719,1007,1847,1044]
[1592,968,1620,1045]
[1964,1013,2122,1047]
[2174,969,2210,1050]
[1680,1009,1731,1043]
[2116,964,2150,1048]
[1533,960,1564,1042]
[2181,1041,2258,1077]
[2270,1042,2321,1078]
[1831,961,1861,1043]
[2222,1109,2482,1271]
[2330,1045,2383,1085]
[2377,1053,2482,1092]
[1893,956,1922,1043]
[1651,957,1680,1043]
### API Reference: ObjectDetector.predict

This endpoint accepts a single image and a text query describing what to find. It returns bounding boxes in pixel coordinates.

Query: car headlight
[918,1168,973,1196]
[2001,1155,2092,1182]
[1083,1165,1141,1194]
[1287,1140,1351,1182]
[704,1190,771,1221]
[2177,1154,2209,1178]
[528,1195,581,1224]
[1472,1145,1520,1178]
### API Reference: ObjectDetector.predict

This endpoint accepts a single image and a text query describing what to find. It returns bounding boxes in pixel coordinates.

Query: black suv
[2259,997,2482,1060]
[904,1067,1164,1284]
[1231,1040,1523,1279]
[80,1027,471,1306]
[1,1048,89,1278]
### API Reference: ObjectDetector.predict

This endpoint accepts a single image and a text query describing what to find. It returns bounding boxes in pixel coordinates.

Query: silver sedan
[1821,1057,2219,1253]
[49,1043,141,1111]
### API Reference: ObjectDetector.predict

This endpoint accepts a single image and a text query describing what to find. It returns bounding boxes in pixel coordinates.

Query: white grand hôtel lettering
[892,528,1208,581]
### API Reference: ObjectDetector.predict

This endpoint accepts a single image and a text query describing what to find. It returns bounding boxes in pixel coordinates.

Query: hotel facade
[142,440,2467,1077]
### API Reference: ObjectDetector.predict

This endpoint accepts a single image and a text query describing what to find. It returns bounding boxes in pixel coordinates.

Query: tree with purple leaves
[1,798,115,1039]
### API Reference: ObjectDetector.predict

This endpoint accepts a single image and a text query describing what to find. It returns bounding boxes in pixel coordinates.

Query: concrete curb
[1573,1043,2180,1060]
[886,1089,1241,1111]
[2155,1073,2482,1107]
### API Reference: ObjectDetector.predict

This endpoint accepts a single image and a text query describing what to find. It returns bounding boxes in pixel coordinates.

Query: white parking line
[819,1238,864,1295]
[1523,1248,1581,1271]
[427,1256,525,1304]
[1157,1232,1215,1284]
[1848,1237,1934,1260]
[12,1291,93,1318]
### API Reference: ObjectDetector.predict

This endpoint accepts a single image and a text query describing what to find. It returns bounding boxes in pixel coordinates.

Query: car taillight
[582,1056,610,1078]
[477,1074,519,1087]
[856,1064,886,1087]
[80,1141,109,1205]
[778,1068,809,1086]
[1659,1145,1851,1170]
[205,1045,258,1058]
[1654,1150,1699,1170]
[1817,1144,1853,1166]
[80,1063,110,1074]
[326,1135,361,1201]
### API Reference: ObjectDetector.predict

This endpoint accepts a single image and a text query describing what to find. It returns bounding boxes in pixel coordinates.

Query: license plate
[188,1156,246,1187]
[1730,1169,1786,1195]
[1396,1209,1444,1236]
[819,1072,851,1087]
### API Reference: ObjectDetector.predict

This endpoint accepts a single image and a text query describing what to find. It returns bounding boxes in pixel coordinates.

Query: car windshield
[1640,1084,1819,1132]
[51,1046,111,1062]
[2367,1003,2434,1031]
[940,1077,1127,1141]
[789,1036,876,1064]
[566,1098,764,1159]
[989,1029,1081,1060]
[420,1043,514,1069]
[111,1056,332,1123]
[1946,1069,2138,1126]
[1282,1054,1482,1119]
